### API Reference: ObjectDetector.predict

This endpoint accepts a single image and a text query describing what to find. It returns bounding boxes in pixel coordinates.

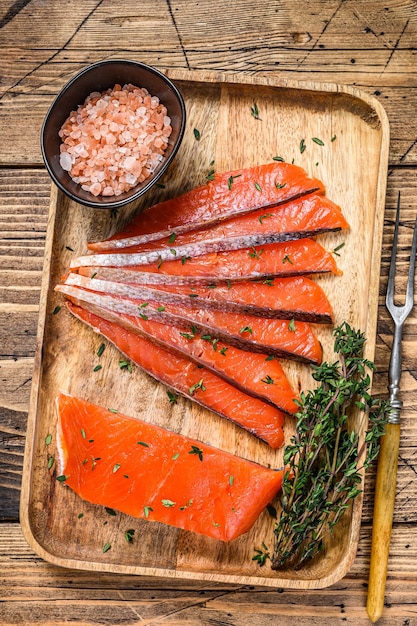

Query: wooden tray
[20,69,389,589]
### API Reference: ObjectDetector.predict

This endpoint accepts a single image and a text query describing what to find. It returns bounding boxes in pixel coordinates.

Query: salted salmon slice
[56,391,284,541]
[58,289,298,412]
[65,272,333,324]
[66,302,286,448]
[87,162,325,251]
[72,194,348,269]
[57,285,323,364]
[78,239,341,285]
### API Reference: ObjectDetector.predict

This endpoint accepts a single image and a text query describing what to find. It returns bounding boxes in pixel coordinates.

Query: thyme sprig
[271,322,390,570]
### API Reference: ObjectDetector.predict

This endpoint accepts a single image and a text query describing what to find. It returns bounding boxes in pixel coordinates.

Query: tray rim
[20,68,390,589]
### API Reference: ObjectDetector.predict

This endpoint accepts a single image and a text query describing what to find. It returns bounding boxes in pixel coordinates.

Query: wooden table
[1,1,416,623]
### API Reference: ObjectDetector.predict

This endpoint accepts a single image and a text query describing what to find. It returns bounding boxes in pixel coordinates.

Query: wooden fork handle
[367,422,401,623]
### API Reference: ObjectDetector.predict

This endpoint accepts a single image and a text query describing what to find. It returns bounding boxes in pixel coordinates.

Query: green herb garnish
[167,391,178,404]
[105,507,117,516]
[97,343,105,357]
[189,445,204,461]
[119,359,132,372]
[161,499,176,507]
[312,137,325,146]
[125,529,135,543]
[251,103,261,120]
[272,323,390,570]
[288,319,296,332]
[189,379,206,396]
[193,128,201,140]
[299,139,306,154]
[333,242,345,256]
[253,543,270,567]
[258,213,272,224]
[248,247,264,260]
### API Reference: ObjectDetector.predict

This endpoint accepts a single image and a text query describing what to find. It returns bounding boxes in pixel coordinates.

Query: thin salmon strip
[57,285,323,364]
[87,162,325,251]
[59,289,298,412]
[56,391,284,541]
[72,194,348,269]
[78,239,341,285]
[66,302,286,448]
[64,272,333,324]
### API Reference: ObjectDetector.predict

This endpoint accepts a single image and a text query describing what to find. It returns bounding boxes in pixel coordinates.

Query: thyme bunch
[272,322,390,570]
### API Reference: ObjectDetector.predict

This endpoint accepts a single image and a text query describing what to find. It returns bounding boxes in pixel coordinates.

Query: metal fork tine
[405,215,417,308]
[386,192,401,311]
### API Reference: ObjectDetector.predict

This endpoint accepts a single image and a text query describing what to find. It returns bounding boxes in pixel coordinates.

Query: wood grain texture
[1,523,417,625]
[1,0,417,622]
[0,0,416,165]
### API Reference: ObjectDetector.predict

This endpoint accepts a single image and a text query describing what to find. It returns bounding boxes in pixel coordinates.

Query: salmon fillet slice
[66,302,286,448]
[64,272,333,324]
[56,391,284,541]
[78,239,341,285]
[58,289,298,412]
[87,162,325,251]
[57,285,323,364]
[72,195,348,269]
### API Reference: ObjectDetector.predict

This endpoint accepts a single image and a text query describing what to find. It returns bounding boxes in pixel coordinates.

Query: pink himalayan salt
[58,83,173,197]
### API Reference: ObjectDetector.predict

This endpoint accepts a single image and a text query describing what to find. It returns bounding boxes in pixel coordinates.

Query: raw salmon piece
[66,302,286,448]
[56,391,284,541]
[87,162,325,251]
[59,288,298,412]
[57,284,323,364]
[72,194,349,269]
[78,239,341,285]
[65,272,333,324]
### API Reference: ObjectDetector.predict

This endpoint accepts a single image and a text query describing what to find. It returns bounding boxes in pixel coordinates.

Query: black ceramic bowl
[41,60,186,209]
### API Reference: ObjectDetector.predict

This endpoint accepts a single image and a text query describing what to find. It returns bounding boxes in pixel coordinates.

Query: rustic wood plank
[0,1,416,164]
[1,523,416,625]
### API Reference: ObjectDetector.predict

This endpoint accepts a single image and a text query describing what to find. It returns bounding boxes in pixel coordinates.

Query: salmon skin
[65,272,333,324]
[72,195,348,269]
[58,288,298,412]
[77,239,341,285]
[66,302,286,448]
[57,284,323,364]
[56,391,284,541]
[87,162,325,251]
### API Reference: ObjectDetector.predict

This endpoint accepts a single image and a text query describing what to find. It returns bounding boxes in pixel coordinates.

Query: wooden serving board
[20,69,389,589]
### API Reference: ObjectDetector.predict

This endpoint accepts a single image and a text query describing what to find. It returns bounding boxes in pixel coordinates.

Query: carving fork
[367,192,417,622]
